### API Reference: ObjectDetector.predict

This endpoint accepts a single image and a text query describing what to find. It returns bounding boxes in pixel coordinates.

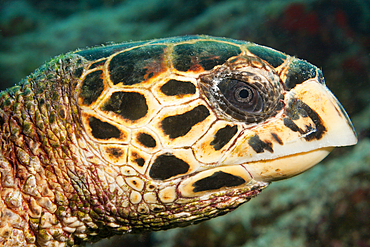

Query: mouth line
[241,146,334,182]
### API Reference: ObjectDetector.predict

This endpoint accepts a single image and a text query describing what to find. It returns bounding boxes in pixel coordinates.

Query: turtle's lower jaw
[244,146,333,182]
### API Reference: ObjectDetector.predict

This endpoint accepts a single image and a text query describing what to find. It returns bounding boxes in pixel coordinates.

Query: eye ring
[199,62,284,124]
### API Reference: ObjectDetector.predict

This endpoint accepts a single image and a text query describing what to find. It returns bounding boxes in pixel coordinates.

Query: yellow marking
[143,192,158,204]
[120,166,137,176]
[193,121,241,164]
[100,144,128,165]
[127,146,151,175]
[125,177,145,191]
[116,176,125,187]
[129,191,142,204]
[158,186,177,203]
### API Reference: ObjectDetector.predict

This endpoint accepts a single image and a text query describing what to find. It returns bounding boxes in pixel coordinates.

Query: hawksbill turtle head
[0,35,357,246]
[74,35,356,202]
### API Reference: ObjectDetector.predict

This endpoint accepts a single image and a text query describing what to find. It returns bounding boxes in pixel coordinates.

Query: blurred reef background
[1,0,370,246]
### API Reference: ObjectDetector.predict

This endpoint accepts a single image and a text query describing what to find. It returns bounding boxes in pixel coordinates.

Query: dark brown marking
[160,79,196,96]
[283,118,300,132]
[137,133,156,148]
[299,102,326,141]
[173,41,241,72]
[101,92,148,121]
[106,147,124,158]
[192,171,245,192]
[285,60,317,90]
[149,153,190,180]
[271,133,283,145]
[210,125,238,151]
[109,45,166,85]
[161,105,210,139]
[284,99,326,140]
[79,70,104,106]
[152,206,163,212]
[148,185,155,190]
[247,45,286,68]
[248,135,273,153]
[88,117,121,140]
[134,158,145,167]
[131,151,145,167]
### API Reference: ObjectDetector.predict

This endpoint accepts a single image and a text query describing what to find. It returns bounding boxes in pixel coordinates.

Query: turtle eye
[219,79,263,113]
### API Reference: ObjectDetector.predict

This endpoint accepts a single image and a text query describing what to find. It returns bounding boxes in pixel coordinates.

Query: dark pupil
[239,89,249,98]
[236,87,253,102]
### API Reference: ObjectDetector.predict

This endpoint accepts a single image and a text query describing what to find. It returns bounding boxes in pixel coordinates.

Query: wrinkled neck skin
[0,54,94,246]
[0,54,266,246]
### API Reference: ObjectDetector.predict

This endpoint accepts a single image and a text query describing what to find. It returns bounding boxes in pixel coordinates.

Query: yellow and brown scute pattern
[0,35,356,246]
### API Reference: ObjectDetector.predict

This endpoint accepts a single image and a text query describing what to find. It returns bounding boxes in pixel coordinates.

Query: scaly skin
[0,54,266,246]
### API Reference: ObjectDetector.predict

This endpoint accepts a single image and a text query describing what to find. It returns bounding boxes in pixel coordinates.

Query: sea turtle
[0,35,357,246]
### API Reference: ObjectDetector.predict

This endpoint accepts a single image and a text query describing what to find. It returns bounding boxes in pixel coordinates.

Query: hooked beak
[223,79,357,182]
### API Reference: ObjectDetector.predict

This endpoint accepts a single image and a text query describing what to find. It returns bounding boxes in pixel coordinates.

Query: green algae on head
[0,35,357,246]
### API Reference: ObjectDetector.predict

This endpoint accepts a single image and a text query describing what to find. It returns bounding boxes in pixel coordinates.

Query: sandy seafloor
[1,0,370,246]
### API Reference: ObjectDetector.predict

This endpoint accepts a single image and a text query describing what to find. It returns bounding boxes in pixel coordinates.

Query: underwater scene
[0,0,369,246]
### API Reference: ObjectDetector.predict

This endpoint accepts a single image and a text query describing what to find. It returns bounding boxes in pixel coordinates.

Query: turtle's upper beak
[222,77,357,182]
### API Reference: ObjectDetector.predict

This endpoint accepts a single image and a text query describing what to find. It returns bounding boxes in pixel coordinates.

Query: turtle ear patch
[131,128,161,153]
[100,91,148,121]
